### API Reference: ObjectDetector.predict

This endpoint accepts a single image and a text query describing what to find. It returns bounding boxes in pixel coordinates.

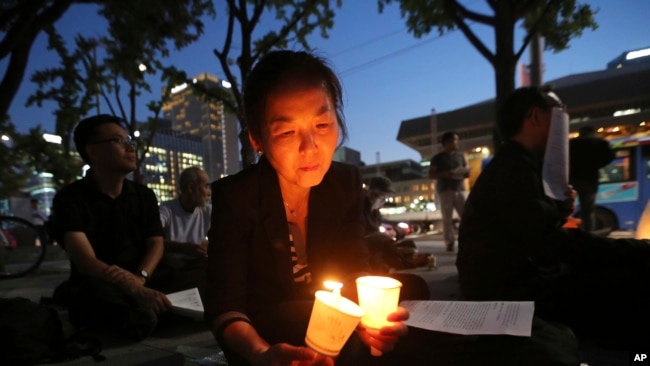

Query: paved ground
[0,231,638,365]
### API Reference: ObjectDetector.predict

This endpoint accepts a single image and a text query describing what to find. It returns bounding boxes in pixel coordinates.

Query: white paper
[542,108,569,200]
[400,301,534,337]
[166,287,204,319]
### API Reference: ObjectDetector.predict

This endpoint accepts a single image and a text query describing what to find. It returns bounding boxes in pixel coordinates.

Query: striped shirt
[288,223,311,284]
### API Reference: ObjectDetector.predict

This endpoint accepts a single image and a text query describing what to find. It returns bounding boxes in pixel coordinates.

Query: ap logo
[634,354,648,362]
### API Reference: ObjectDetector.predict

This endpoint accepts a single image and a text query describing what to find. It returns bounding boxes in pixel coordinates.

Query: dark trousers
[151,254,207,301]
[535,263,650,348]
[61,278,152,337]
[571,179,598,231]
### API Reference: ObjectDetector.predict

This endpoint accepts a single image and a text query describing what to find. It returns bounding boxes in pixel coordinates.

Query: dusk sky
[6,0,650,165]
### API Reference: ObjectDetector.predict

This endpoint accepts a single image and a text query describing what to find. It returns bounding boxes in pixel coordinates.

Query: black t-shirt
[51,172,163,284]
[429,150,467,192]
[569,136,615,182]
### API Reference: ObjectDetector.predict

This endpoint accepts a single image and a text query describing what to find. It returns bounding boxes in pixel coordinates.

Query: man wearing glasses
[457,86,650,349]
[50,114,171,341]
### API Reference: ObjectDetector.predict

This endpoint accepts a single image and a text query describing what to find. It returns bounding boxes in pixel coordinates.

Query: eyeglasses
[89,136,137,149]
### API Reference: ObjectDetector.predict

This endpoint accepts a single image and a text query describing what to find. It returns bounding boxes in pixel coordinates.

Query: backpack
[0,297,104,365]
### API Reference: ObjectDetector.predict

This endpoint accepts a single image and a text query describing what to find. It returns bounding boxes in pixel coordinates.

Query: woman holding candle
[205,50,409,365]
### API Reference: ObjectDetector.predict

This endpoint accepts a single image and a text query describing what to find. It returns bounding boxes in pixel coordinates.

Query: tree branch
[514,0,558,60]
[453,0,494,26]
[445,1,495,65]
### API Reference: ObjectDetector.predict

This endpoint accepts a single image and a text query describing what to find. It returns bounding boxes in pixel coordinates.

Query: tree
[211,0,341,167]
[24,0,214,184]
[378,0,598,143]
[90,0,215,183]
[25,28,99,188]
[0,0,83,120]
[0,117,31,199]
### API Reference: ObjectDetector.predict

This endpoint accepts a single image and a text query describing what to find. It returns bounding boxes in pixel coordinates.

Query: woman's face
[255,81,340,190]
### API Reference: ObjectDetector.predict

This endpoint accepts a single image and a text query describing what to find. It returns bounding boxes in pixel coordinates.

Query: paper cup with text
[355,276,402,356]
[305,290,365,357]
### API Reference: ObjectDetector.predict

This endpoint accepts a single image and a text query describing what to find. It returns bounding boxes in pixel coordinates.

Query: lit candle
[306,281,364,357]
[323,280,343,308]
[356,276,402,356]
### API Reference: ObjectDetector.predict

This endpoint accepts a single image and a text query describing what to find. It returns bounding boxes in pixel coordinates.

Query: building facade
[333,146,362,166]
[162,73,240,181]
[141,121,204,202]
[396,47,650,166]
[370,47,650,212]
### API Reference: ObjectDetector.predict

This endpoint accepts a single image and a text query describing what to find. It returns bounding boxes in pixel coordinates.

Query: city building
[396,46,650,168]
[359,159,434,207]
[370,47,650,213]
[333,146,362,166]
[141,120,204,202]
[162,73,240,181]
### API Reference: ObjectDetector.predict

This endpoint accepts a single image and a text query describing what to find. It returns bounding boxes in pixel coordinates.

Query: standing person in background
[50,114,171,341]
[158,166,211,296]
[569,125,615,232]
[30,198,50,243]
[428,131,470,252]
[30,198,48,227]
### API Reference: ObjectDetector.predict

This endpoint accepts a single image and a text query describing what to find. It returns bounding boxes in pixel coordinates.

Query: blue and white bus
[591,136,650,231]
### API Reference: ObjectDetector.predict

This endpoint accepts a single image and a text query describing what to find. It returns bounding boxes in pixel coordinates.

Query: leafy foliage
[211,0,341,167]
[20,0,214,184]
[0,117,31,198]
[378,0,598,129]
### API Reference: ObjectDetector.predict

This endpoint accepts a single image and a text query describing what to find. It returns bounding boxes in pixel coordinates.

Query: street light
[42,133,62,144]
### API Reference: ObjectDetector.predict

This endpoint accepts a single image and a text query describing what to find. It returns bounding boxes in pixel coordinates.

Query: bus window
[599,148,635,184]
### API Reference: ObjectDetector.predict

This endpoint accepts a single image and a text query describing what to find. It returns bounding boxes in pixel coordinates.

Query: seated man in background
[158,166,211,296]
[457,85,650,348]
[363,176,417,272]
[50,114,171,341]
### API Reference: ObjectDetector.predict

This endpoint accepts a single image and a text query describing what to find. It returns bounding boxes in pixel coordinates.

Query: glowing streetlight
[42,133,62,144]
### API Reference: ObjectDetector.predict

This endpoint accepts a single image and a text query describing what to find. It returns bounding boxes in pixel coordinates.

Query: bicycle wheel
[0,216,47,279]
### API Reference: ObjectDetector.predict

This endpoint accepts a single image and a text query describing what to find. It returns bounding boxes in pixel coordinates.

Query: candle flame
[323,280,343,291]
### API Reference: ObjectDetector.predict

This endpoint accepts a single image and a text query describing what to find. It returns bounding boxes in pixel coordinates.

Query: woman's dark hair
[497,85,563,141]
[243,50,348,147]
[73,114,128,164]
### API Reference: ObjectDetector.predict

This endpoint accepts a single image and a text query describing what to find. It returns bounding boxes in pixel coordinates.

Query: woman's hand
[251,343,333,366]
[355,307,409,354]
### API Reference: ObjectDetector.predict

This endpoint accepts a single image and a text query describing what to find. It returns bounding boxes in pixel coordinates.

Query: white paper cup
[355,276,402,356]
[305,290,365,357]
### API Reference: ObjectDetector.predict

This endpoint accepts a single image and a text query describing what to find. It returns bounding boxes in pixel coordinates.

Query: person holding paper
[457,85,650,348]
[428,131,470,252]
[205,50,409,365]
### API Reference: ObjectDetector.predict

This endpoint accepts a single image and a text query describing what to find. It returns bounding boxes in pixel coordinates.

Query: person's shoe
[122,308,157,341]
